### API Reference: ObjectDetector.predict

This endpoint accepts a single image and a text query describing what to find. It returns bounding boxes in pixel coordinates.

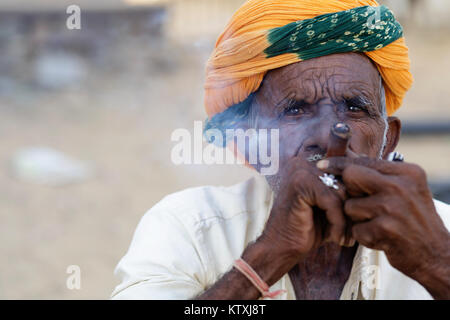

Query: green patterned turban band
[265,5,403,59]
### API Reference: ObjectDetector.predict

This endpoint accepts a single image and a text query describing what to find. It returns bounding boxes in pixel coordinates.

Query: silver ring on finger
[319,173,339,190]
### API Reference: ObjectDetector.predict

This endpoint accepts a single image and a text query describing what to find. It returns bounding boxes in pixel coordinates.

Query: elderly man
[112,0,450,300]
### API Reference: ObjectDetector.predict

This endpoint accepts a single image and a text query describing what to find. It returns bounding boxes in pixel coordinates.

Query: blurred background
[0,0,449,299]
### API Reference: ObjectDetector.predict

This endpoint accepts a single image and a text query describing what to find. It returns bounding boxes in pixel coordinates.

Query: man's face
[248,53,399,186]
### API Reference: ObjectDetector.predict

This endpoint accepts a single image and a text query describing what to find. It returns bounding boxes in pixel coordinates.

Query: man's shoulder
[145,175,272,228]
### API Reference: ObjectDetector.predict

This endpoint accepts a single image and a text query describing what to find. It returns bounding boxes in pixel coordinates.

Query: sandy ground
[0,26,449,299]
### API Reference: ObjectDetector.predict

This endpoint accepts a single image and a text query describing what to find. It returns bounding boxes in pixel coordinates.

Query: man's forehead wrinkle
[257,53,383,112]
[271,53,381,82]
[255,85,293,116]
[284,80,375,105]
[334,81,379,99]
[344,84,378,97]
[273,66,358,83]
[267,68,378,94]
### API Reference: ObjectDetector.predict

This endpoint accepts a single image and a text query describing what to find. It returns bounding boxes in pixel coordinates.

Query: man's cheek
[349,123,384,157]
[279,133,303,160]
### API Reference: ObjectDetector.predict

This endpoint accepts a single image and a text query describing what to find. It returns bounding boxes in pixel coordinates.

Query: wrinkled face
[247,53,400,188]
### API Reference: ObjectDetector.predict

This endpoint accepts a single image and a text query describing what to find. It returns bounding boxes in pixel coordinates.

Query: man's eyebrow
[275,97,308,113]
[272,92,380,113]
[341,94,383,115]
[343,95,372,106]
[272,94,298,111]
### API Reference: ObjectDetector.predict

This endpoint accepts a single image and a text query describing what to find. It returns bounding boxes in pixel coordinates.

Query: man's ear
[382,116,401,160]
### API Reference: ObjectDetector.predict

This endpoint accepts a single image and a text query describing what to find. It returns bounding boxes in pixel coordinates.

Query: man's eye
[344,97,369,114]
[348,105,364,112]
[284,105,304,116]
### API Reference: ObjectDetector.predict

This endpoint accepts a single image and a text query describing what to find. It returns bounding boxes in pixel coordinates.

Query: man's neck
[288,243,358,300]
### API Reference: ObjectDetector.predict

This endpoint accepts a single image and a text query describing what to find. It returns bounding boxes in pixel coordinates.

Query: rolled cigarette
[326,122,351,157]
[326,123,353,247]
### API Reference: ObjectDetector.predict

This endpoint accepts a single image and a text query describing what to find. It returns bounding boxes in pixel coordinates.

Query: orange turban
[204,0,413,119]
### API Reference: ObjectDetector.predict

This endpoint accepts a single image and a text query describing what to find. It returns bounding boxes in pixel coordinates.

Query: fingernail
[317,160,329,170]
[349,238,356,247]
[339,236,346,247]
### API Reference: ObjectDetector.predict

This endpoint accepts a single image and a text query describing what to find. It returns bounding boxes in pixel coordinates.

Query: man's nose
[301,107,340,155]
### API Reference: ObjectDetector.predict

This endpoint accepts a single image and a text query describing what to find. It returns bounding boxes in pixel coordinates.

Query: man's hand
[261,157,349,263]
[197,156,352,300]
[317,157,450,299]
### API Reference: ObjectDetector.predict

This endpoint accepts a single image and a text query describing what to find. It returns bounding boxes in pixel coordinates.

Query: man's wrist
[240,235,300,288]
[413,235,450,300]
[196,235,299,300]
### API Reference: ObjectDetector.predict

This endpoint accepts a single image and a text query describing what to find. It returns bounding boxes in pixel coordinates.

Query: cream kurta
[111,175,450,300]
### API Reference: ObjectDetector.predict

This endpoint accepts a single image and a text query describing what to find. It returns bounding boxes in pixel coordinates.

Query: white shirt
[111,175,450,300]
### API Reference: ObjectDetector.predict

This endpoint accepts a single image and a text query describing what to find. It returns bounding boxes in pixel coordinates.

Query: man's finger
[317,156,404,176]
[316,191,347,246]
[343,218,356,247]
[345,148,360,159]
[351,220,379,249]
[293,165,349,246]
[342,164,389,195]
[324,205,347,246]
[352,217,392,252]
[344,196,378,222]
